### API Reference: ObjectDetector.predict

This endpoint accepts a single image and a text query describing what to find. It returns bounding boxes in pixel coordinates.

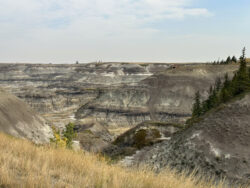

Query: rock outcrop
[0,88,53,144]
[103,121,182,159]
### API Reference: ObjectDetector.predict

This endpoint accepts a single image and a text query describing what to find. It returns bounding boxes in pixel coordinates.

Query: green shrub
[50,126,67,148]
[134,129,161,149]
[50,123,77,149]
[63,122,77,149]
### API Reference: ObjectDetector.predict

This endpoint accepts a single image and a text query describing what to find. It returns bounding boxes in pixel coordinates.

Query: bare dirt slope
[0,88,52,143]
[133,93,250,184]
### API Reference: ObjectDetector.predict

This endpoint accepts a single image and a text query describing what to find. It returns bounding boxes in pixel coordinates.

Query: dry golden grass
[0,132,235,188]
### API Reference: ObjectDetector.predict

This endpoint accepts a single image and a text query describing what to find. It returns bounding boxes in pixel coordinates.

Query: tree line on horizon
[192,47,250,118]
[212,55,238,65]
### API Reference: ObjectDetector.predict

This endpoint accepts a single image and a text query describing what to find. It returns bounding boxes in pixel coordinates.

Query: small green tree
[226,56,231,64]
[63,122,77,148]
[220,60,225,65]
[205,86,214,110]
[220,88,231,102]
[219,73,233,102]
[215,77,222,91]
[234,47,249,94]
[192,91,202,117]
[223,73,230,88]
[50,126,67,148]
[211,87,219,107]
[232,56,237,63]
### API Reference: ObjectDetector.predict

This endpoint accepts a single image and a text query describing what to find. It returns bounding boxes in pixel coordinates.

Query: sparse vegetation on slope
[191,48,250,120]
[50,123,77,149]
[133,93,250,185]
[0,132,229,188]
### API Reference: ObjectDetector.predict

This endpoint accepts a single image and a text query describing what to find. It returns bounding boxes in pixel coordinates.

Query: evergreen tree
[226,56,231,64]
[191,48,250,122]
[234,47,249,94]
[202,86,213,113]
[230,73,239,97]
[220,88,231,102]
[223,73,230,88]
[201,100,208,114]
[192,91,202,117]
[232,56,237,63]
[211,87,219,107]
[220,60,225,65]
[63,122,77,148]
[220,73,232,102]
[215,77,222,91]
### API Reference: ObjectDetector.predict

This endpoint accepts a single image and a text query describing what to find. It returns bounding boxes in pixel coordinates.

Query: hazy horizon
[0,0,249,64]
[0,61,212,64]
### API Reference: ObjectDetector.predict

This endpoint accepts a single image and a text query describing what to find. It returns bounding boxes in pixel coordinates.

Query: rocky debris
[133,93,250,184]
[103,121,182,159]
[0,88,53,144]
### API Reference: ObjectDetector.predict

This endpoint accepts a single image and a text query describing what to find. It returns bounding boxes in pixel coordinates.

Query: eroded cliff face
[0,63,169,128]
[76,64,239,128]
[0,63,239,129]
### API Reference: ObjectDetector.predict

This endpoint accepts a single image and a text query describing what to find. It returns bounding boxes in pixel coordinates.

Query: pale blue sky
[0,0,249,63]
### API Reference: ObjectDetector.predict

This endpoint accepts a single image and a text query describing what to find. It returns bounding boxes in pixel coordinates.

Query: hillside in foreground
[131,93,250,184]
[0,132,229,188]
[0,88,52,144]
